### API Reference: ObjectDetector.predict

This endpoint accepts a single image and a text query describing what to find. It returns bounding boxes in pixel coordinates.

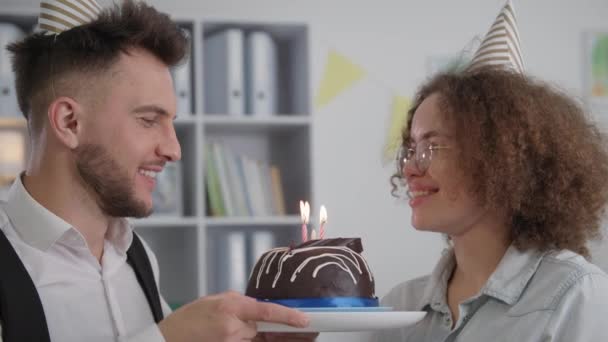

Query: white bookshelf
[0,12,311,308]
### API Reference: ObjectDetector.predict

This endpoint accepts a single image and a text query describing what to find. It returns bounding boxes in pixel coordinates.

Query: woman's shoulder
[538,250,607,290]
[379,275,432,310]
[512,249,608,315]
[539,250,608,302]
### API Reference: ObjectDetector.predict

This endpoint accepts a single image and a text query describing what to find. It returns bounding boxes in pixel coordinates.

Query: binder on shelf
[204,28,245,115]
[245,30,278,116]
[248,231,275,273]
[215,231,247,292]
[172,26,192,115]
[172,57,192,115]
[0,23,25,117]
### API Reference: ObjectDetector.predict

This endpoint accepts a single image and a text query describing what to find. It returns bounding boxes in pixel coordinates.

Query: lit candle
[319,205,327,239]
[300,200,310,242]
[310,228,317,240]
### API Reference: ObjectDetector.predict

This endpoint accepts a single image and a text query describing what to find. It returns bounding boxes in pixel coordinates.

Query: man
[0,0,309,341]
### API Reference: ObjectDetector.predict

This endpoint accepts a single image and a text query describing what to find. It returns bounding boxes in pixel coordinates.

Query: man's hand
[158,291,310,342]
[254,332,319,341]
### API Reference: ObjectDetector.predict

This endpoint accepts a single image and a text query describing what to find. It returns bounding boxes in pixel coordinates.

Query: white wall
[135,0,607,294]
[160,2,606,341]
[4,0,608,340]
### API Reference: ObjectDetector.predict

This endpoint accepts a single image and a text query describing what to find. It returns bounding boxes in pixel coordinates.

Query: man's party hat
[38,0,102,35]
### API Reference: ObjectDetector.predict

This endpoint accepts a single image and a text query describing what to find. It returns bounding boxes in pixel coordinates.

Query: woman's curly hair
[392,66,608,257]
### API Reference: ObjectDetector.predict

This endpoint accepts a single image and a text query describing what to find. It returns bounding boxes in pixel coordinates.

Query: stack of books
[205,141,286,217]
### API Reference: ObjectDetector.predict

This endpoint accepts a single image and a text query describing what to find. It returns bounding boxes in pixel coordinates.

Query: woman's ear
[47,96,82,149]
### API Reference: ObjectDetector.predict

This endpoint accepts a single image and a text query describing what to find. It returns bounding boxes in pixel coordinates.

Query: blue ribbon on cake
[259,297,379,308]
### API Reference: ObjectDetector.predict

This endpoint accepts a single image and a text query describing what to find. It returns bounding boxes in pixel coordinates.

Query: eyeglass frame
[396,139,452,174]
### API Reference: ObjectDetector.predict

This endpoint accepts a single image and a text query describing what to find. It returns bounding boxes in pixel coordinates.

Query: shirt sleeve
[542,272,608,341]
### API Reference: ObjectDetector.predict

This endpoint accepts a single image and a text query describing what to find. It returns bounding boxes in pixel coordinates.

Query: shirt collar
[418,243,546,310]
[5,175,72,251]
[4,175,134,254]
[482,244,545,305]
[106,217,133,255]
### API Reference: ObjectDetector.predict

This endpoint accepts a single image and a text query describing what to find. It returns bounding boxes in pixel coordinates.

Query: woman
[375,66,608,341]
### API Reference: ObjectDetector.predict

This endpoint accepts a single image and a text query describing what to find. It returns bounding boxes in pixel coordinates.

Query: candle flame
[299,200,305,221]
[300,200,310,224]
[320,205,327,224]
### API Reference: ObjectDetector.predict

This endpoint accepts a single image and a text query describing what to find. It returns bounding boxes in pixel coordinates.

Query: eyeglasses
[396,139,452,174]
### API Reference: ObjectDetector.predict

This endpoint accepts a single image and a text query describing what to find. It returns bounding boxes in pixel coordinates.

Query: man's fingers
[240,320,258,339]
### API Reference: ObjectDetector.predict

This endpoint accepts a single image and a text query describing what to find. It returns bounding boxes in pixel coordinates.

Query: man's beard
[76,144,151,218]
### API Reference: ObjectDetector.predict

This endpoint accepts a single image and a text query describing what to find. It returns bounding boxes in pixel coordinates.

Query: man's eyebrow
[132,105,173,118]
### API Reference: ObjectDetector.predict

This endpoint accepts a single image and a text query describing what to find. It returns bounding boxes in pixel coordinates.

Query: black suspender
[127,233,164,323]
[0,229,164,341]
[0,227,51,342]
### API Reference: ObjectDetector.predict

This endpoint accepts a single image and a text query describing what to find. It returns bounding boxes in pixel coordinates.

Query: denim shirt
[373,245,608,341]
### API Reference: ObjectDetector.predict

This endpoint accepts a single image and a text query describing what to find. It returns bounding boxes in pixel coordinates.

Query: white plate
[256,309,426,332]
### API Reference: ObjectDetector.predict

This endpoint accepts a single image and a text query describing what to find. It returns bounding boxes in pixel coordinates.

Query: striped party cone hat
[467,0,524,73]
[38,0,103,35]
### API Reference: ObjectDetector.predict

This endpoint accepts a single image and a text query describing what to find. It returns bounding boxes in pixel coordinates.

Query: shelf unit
[0,12,311,308]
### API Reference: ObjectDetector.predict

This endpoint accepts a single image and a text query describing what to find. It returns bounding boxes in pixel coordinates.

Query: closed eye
[139,116,159,127]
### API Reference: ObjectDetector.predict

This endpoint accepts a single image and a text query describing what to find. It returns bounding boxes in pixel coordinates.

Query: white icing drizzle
[252,245,374,290]
[255,247,289,289]
[313,262,357,283]
[290,253,360,284]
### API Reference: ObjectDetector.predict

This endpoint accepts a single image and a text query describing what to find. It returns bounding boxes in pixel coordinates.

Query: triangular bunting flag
[591,34,608,97]
[314,50,365,109]
[383,95,411,162]
[467,0,524,73]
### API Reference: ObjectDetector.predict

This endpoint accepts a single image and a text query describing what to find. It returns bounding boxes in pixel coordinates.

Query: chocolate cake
[246,238,377,306]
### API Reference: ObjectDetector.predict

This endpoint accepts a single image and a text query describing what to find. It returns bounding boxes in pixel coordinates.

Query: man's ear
[47,96,83,149]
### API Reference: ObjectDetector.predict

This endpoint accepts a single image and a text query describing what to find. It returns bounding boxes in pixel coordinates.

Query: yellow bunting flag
[314,50,365,109]
[383,95,411,162]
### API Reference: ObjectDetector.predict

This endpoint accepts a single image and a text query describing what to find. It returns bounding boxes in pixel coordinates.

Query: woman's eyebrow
[408,130,443,144]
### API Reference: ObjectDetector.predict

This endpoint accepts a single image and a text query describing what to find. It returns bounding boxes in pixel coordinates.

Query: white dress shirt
[0,177,172,342]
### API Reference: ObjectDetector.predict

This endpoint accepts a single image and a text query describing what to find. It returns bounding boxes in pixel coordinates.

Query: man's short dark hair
[7,0,189,134]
